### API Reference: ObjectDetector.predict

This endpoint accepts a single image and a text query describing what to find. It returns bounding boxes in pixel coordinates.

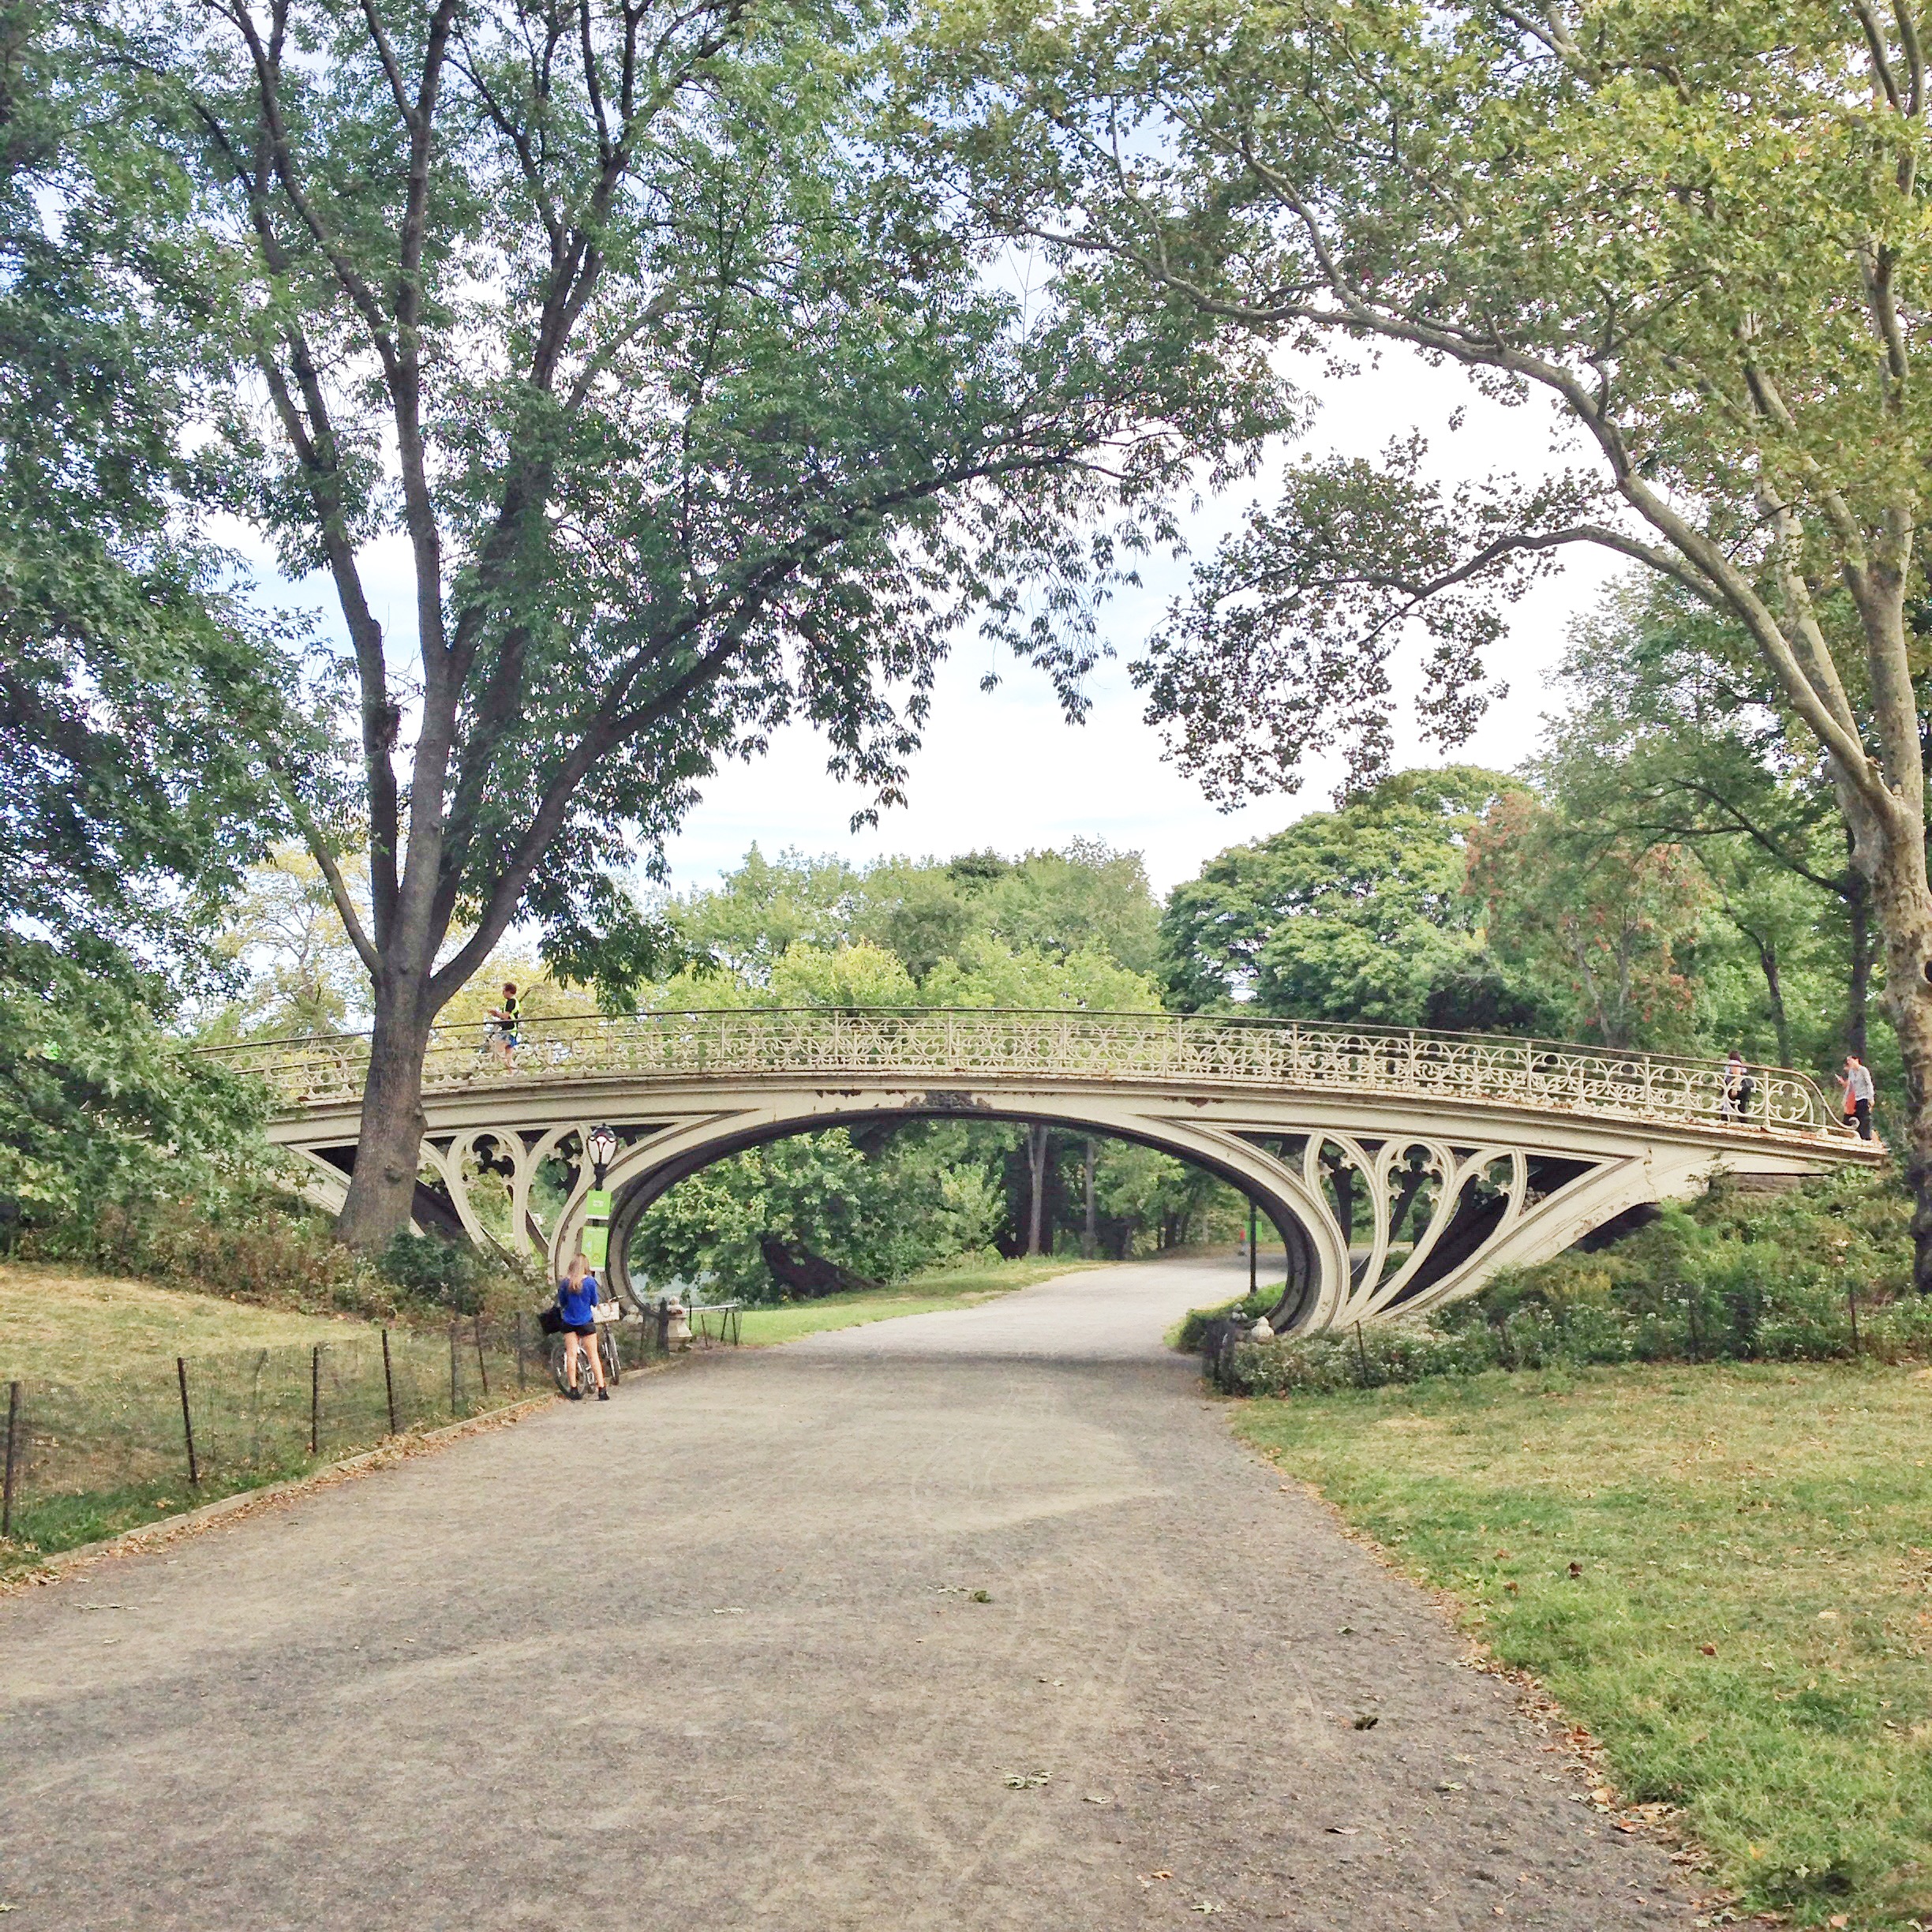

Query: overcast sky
[648,344,1623,897]
[268,340,1625,904]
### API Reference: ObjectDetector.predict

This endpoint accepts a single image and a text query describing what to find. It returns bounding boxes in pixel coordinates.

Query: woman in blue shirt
[556,1253,608,1401]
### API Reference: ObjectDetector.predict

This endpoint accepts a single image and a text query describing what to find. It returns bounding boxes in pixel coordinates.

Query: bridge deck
[211,1007,1867,1152]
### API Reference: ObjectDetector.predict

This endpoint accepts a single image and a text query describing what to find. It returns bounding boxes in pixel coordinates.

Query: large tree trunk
[1025,1125,1050,1256]
[1752,936,1792,1069]
[333,983,435,1251]
[1870,842,1932,1294]
[1083,1136,1096,1259]
[1845,860,1874,1063]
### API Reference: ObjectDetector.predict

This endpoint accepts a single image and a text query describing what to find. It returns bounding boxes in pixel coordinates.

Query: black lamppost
[588,1124,619,1189]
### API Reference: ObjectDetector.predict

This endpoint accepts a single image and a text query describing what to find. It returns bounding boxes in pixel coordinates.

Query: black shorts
[563,1322,596,1338]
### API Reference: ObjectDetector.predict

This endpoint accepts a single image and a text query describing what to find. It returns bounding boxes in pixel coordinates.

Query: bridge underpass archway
[567,1099,1339,1332]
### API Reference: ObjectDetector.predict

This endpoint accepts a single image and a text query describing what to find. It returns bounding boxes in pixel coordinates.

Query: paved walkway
[0,1259,1694,1930]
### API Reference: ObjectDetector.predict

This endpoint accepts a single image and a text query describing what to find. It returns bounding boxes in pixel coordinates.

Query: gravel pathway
[0,1257,1695,1929]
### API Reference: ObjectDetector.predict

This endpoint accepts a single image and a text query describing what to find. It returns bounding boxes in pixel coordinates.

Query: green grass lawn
[0,1260,377,1378]
[0,1263,511,1582]
[736,1254,1111,1346]
[1231,1361,1932,1930]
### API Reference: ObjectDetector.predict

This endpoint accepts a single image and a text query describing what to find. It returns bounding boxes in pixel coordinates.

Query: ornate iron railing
[204,1007,1859,1145]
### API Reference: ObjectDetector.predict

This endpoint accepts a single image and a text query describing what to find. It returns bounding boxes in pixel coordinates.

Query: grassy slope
[0,1261,376,1379]
[1231,1362,1932,1930]
[737,1255,1111,1347]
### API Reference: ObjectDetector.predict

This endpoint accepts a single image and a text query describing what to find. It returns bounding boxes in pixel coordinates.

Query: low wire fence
[0,1312,668,1562]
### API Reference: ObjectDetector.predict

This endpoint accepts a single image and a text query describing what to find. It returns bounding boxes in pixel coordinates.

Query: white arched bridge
[213,1009,1878,1335]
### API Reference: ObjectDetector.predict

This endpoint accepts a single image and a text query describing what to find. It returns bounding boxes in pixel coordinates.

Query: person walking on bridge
[1839,1054,1876,1141]
[1720,1050,1755,1122]
[556,1253,608,1401]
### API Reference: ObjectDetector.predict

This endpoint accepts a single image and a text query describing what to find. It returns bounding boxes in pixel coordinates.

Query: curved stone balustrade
[211,1006,1852,1142]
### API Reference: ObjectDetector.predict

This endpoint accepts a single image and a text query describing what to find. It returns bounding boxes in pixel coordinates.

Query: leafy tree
[921,938,1155,1010]
[0,5,292,1225]
[625,1124,1002,1298]
[2,5,290,968]
[1466,795,1711,1051]
[662,838,1163,991]
[1539,581,1879,1065]
[116,0,1271,1248]
[0,938,271,1228]
[1157,767,1529,1026]
[200,848,372,1041]
[943,839,1161,975]
[768,941,919,1009]
[667,846,863,985]
[904,0,1932,1279]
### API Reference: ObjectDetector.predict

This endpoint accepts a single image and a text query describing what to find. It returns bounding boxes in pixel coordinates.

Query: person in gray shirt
[1839,1055,1876,1140]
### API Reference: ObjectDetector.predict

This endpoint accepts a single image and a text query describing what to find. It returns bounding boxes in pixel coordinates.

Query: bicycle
[547,1308,623,1396]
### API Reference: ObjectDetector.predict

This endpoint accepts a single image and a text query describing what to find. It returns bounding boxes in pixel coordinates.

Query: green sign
[582,1226,608,1267]
[585,1188,612,1219]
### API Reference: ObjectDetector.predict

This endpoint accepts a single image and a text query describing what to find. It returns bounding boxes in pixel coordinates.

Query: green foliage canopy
[1156,767,1527,1027]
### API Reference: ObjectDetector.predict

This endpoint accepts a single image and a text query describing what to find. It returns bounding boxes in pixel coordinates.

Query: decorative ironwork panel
[208,1007,1852,1146]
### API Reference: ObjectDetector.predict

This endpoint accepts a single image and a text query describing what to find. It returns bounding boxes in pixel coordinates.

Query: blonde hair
[567,1252,588,1285]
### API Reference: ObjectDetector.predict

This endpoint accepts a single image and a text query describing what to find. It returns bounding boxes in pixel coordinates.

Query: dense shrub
[24,1185,537,1324]
[377,1231,485,1312]
[34,1185,398,1319]
[1198,1167,1932,1395]
[1172,1285,1279,1352]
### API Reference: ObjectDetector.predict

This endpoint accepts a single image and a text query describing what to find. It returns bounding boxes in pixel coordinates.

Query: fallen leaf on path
[1352,1714,1379,1730]
[1325,1827,1359,1837]
[1002,1772,1050,1789]
[1191,1902,1220,1915]
[1082,1794,1111,1804]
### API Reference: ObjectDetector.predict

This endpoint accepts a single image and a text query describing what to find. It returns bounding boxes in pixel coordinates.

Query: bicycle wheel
[599,1326,622,1388]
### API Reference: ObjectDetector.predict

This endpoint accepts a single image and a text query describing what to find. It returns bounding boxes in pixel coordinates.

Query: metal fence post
[176,1357,200,1487]
[448,1322,460,1416]
[2,1380,21,1538]
[474,1314,489,1399]
[515,1311,526,1390]
[310,1346,321,1456]
[1848,1286,1861,1355]
[381,1327,398,1435]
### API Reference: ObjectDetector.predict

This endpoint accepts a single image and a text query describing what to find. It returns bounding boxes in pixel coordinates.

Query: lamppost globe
[588,1124,619,1188]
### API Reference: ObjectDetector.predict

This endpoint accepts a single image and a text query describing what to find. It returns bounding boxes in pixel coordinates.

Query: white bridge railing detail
[210,1007,1855,1144]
